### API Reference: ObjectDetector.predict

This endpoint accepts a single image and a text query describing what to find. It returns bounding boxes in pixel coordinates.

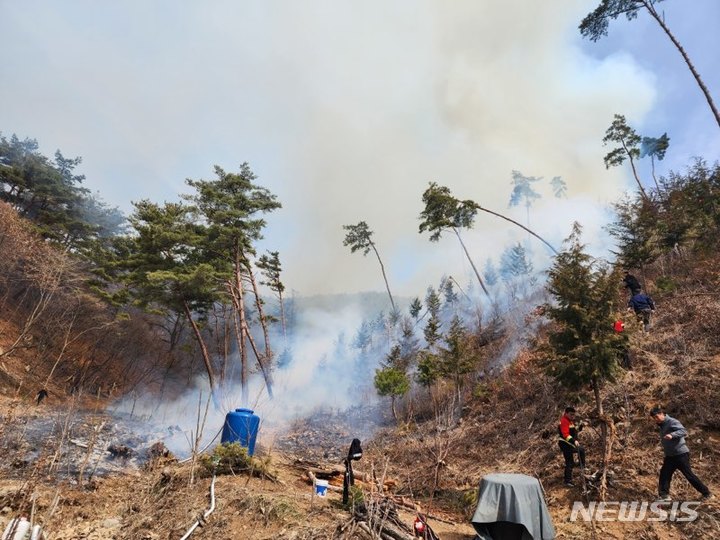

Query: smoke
[0,0,659,299]
[110,297,385,456]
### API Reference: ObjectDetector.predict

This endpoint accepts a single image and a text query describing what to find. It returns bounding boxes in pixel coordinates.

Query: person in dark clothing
[622,271,642,296]
[650,406,712,502]
[36,388,48,405]
[628,292,655,332]
[558,407,585,487]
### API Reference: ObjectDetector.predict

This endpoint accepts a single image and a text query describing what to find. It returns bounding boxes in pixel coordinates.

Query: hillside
[2,185,720,539]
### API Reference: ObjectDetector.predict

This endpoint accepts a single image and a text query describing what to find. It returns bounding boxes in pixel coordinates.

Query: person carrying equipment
[558,407,585,487]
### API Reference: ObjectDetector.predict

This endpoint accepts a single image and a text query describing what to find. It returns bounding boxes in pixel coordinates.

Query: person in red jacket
[558,407,586,487]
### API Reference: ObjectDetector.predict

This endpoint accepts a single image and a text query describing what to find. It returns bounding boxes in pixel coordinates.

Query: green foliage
[602,114,641,169]
[423,287,442,348]
[343,485,365,511]
[508,170,542,210]
[419,182,478,242]
[543,223,623,391]
[472,381,491,401]
[0,132,125,254]
[551,176,568,198]
[606,195,658,269]
[342,221,374,255]
[441,276,459,308]
[257,250,285,295]
[409,297,423,319]
[185,163,281,259]
[200,442,264,476]
[374,366,410,398]
[374,365,410,420]
[608,161,720,265]
[579,1,657,42]
[640,133,670,161]
[483,259,499,287]
[499,243,533,282]
[438,316,478,388]
[119,200,223,314]
[416,350,440,388]
[654,275,677,293]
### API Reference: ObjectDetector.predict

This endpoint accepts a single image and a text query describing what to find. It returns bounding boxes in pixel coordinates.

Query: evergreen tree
[409,297,423,320]
[499,243,534,282]
[602,114,648,201]
[439,316,477,411]
[374,364,410,421]
[419,182,490,298]
[440,275,459,315]
[120,200,225,405]
[343,221,396,312]
[423,286,442,349]
[550,176,568,198]
[509,170,542,226]
[185,163,281,403]
[483,259,499,287]
[640,133,670,190]
[543,223,625,495]
[257,250,287,341]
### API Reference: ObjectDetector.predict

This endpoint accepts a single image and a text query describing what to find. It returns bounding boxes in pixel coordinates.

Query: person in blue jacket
[628,291,655,332]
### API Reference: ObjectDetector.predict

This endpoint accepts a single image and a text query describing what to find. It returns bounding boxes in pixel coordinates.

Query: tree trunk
[370,242,396,312]
[650,156,661,192]
[183,301,220,408]
[621,138,649,202]
[475,205,558,255]
[233,280,250,406]
[278,289,287,344]
[244,261,273,365]
[643,1,720,129]
[452,228,491,299]
[242,263,275,399]
[592,377,611,500]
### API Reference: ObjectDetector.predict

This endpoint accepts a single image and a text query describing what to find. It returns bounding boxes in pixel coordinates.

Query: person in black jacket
[628,291,655,332]
[622,271,642,296]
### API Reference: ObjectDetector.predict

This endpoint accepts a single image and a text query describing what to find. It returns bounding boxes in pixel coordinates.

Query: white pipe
[2,517,30,540]
[30,524,44,540]
[178,427,223,465]
[178,473,216,540]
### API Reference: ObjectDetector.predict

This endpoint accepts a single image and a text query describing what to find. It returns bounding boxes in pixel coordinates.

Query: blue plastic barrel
[221,408,260,455]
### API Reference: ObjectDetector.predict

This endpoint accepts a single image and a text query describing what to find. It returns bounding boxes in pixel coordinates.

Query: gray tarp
[471,473,556,540]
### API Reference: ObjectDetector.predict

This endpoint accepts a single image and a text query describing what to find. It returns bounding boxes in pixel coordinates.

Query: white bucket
[314,479,329,497]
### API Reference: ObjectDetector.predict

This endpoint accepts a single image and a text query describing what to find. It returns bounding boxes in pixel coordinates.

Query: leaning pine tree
[543,223,624,499]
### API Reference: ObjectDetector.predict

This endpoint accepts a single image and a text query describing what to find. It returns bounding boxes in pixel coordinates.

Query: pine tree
[439,316,477,412]
[374,363,410,422]
[509,170,542,226]
[343,221,396,312]
[602,114,649,201]
[423,286,442,349]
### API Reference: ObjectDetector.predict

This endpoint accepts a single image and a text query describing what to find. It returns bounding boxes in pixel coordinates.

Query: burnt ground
[0,395,477,540]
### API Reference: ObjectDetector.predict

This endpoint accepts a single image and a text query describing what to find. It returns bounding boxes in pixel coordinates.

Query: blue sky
[1,1,718,299]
